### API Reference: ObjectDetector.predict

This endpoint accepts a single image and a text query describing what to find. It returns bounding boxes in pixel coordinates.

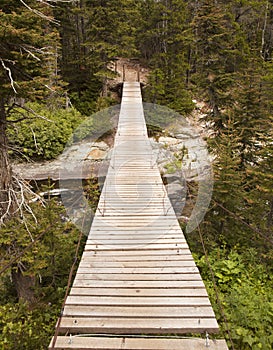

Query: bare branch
[0,59,18,94]
[30,127,39,151]
[20,46,41,61]
[7,117,27,124]
[0,174,45,235]
[0,189,13,224]
[19,0,60,25]
[22,45,56,57]
[37,0,55,7]
[261,0,269,61]
[20,105,54,122]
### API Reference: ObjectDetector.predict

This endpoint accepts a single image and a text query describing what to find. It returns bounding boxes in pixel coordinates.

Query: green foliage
[0,302,59,350]
[0,196,86,349]
[0,197,82,289]
[196,248,273,349]
[0,0,61,102]
[138,0,195,114]
[8,103,83,160]
[56,0,140,112]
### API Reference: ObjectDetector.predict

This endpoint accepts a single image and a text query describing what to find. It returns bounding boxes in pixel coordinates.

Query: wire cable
[186,184,235,350]
[50,208,87,349]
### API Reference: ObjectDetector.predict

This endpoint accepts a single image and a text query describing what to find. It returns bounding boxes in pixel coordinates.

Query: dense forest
[0,0,273,349]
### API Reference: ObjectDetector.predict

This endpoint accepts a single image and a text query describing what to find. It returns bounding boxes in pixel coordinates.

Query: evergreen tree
[0,0,61,222]
[139,0,194,114]
[57,0,140,113]
[189,0,249,127]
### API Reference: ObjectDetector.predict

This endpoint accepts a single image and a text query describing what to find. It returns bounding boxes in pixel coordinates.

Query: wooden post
[123,64,125,82]
[137,64,140,82]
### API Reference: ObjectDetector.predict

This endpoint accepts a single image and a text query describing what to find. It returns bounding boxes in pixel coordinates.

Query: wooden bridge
[49,83,228,349]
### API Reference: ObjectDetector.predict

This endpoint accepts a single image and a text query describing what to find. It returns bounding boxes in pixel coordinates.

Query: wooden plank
[78,260,196,268]
[97,200,173,205]
[88,227,182,233]
[72,280,206,289]
[95,213,174,217]
[84,244,189,251]
[49,336,229,350]
[63,305,214,318]
[97,200,173,204]
[90,217,179,223]
[96,205,172,211]
[69,287,208,297]
[66,295,211,307]
[74,273,202,282]
[76,267,199,274]
[80,259,195,265]
[88,234,186,241]
[90,221,179,227]
[85,239,187,246]
[58,317,220,334]
[81,251,194,266]
[49,337,123,350]
[81,249,193,256]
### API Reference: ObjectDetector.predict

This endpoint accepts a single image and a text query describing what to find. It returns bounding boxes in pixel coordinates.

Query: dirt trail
[109,58,149,84]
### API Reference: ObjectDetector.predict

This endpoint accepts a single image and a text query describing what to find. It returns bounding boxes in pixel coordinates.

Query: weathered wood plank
[74,273,202,281]
[72,280,206,289]
[81,249,194,256]
[88,235,186,241]
[78,260,196,268]
[88,228,182,233]
[84,244,189,251]
[63,305,214,318]
[86,239,187,246]
[80,252,194,261]
[49,337,229,350]
[58,317,220,334]
[76,266,199,274]
[69,287,208,297]
[65,295,211,306]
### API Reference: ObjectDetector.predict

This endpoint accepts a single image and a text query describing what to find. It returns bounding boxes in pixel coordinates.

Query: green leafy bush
[0,303,59,350]
[196,248,273,349]
[8,103,84,160]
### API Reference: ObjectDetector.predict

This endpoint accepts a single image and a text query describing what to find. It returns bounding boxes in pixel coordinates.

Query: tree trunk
[0,97,14,222]
[11,269,36,304]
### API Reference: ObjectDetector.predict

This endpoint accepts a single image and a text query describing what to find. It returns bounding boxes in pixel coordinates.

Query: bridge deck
[49,83,228,349]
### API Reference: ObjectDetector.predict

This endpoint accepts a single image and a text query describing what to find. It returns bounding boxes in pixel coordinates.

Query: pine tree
[139,0,194,114]
[0,0,62,221]
[189,0,249,127]
[57,0,140,113]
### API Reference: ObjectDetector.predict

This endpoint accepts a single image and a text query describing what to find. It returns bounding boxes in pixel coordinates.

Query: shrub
[8,103,84,160]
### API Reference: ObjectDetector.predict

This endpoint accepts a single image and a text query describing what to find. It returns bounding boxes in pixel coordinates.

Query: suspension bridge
[49,82,228,349]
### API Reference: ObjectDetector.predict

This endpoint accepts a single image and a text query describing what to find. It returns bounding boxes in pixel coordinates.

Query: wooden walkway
[49,83,228,349]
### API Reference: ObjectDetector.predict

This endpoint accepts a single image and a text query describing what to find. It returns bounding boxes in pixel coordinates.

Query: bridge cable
[51,209,88,349]
[213,200,273,246]
[186,185,236,350]
[196,221,235,350]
